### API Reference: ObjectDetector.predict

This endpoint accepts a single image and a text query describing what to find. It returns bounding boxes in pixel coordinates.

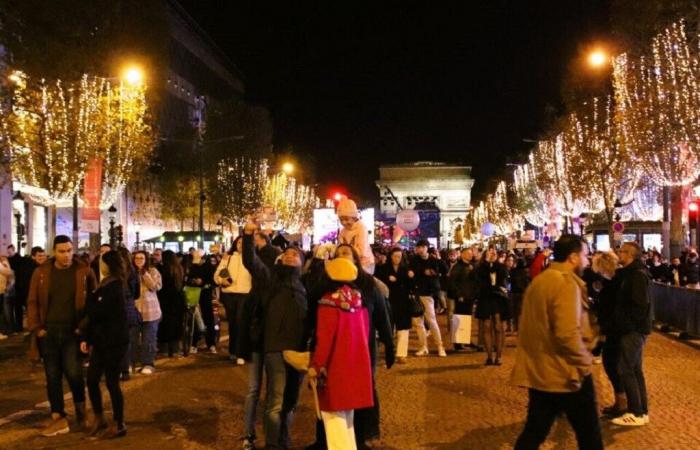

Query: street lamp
[108,205,117,248]
[12,191,25,254]
[588,49,609,68]
[122,65,144,86]
[282,162,294,175]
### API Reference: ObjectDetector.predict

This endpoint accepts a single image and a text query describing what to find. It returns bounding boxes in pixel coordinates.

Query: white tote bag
[451,314,472,344]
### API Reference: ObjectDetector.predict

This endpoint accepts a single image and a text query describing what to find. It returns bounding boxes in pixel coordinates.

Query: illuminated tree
[1,72,153,202]
[210,156,268,223]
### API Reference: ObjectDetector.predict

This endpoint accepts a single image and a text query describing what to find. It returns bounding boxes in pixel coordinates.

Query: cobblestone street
[1,318,700,449]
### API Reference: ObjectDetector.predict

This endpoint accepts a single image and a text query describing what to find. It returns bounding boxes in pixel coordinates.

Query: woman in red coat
[309,258,373,450]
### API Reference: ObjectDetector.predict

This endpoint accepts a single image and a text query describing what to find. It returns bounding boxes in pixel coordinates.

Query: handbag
[183,286,202,307]
[409,292,424,317]
[218,254,233,282]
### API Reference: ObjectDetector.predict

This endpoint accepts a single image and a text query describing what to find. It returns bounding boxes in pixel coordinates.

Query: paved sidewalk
[1,320,700,449]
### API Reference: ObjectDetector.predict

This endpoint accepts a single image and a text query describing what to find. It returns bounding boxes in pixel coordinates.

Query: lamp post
[134,222,141,250]
[108,205,117,248]
[13,191,25,254]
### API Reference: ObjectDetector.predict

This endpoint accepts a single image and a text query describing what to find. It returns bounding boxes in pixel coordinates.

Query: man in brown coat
[27,235,97,437]
[511,235,603,450]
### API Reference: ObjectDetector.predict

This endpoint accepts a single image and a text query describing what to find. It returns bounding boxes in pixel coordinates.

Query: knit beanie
[337,198,359,218]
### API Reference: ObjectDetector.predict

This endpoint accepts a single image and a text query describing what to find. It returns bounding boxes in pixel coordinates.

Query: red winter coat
[312,285,374,412]
[529,253,548,280]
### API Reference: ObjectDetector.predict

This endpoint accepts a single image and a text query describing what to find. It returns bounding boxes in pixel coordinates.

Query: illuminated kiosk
[376,162,474,248]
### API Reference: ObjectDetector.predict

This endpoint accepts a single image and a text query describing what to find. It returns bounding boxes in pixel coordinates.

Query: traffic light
[689,201,699,228]
[333,192,344,202]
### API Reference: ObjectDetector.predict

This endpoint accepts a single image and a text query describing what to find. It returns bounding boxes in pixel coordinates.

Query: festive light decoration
[213,156,269,223]
[264,172,319,233]
[513,156,551,227]
[1,71,152,204]
[633,177,664,221]
[613,21,700,187]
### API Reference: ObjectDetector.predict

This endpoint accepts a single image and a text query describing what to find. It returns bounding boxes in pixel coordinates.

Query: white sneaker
[438,347,447,357]
[209,346,217,354]
[140,366,154,375]
[611,412,646,426]
[415,348,429,357]
[0,333,8,340]
[190,346,198,354]
[642,413,649,424]
[236,358,246,366]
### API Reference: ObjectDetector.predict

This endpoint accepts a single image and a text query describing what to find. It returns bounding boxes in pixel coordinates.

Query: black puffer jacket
[242,234,308,354]
[612,259,652,335]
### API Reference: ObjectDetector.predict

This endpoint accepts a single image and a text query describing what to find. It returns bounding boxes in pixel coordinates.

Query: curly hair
[592,251,618,279]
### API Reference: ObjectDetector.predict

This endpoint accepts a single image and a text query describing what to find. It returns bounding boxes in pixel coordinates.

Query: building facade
[376,162,475,248]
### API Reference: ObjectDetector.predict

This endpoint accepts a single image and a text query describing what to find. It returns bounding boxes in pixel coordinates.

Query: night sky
[179,1,610,202]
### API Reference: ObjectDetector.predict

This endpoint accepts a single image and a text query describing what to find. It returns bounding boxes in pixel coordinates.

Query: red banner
[81,158,103,233]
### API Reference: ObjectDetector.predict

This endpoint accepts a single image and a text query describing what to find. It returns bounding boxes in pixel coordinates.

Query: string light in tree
[613,21,700,187]
[633,177,664,221]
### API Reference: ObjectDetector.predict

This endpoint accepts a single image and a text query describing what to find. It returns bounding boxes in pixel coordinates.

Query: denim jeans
[1,294,12,333]
[122,324,140,372]
[41,326,86,415]
[244,352,264,439]
[515,375,603,450]
[618,332,649,416]
[140,320,160,367]
[263,352,302,449]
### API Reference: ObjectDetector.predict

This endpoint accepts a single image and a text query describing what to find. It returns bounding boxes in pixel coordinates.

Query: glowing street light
[122,66,144,85]
[588,50,609,68]
[282,162,294,175]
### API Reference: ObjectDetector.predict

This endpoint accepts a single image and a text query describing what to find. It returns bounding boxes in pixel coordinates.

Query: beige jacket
[510,261,594,393]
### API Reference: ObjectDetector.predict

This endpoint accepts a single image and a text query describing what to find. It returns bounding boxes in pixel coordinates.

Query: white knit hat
[337,198,359,218]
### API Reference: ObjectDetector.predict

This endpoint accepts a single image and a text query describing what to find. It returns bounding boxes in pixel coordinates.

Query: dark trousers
[514,375,603,450]
[12,296,25,332]
[602,336,624,394]
[122,324,140,372]
[220,292,248,356]
[618,332,648,416]
[193,288,215,348]
[87,346,126,424]
[41,326,86,415]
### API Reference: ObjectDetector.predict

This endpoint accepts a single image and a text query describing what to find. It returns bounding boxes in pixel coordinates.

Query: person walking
[27,235,97,437]
[186,250,217,354]
[242,222,308,450]
[157,250,186,357]
[446,247,478,351]
[214,236,252,365]
[408,240,446,357]
[611,242,652,427]
[133,251,162,374]
[511,235,602,450]
[309,257,374,450]
[81,250,129,438]
[376,248,412,363]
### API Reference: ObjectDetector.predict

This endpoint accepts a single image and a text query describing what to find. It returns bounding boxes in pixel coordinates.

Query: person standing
[81,250,129,438]
[611,242,652,427]
[27,235,97,437]
[475,247,510,365]
[309,257,374,450]
[528,248,551,280]
[682,250,700,288]
[187,250,217,354]
[133,251,162,374]
[118,247,141,380]
[376,248,412,363]
[511,235,602,450]
[0,255,14,338]
[409,240,446,357]
[157,250,185,357]
[242,222,308,450]
[447,247,478,351]
[214,237,252,365]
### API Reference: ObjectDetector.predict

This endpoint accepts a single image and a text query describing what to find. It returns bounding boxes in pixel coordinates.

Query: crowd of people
[0,198,663,449]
